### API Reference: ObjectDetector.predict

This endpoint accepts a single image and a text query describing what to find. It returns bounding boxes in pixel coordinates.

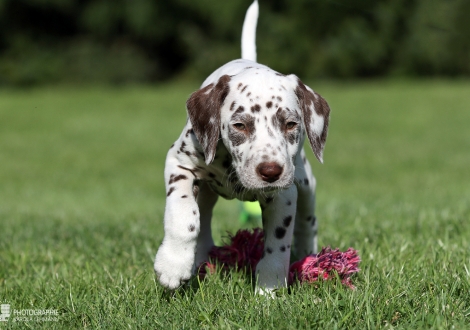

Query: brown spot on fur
[267,127,274,137]
[266,101,273,109]
[251,104,261,113]
[177,165,198,178]
[186,75,231,164]
[169,174,188,184]
[283,215,292,227]
[234,106,245,115]
[295,80,331,162]
[275,227,286,239]
[271,108,284,129]
[229,131,247,146]
[229,113,256,146]
[167,187,175,196]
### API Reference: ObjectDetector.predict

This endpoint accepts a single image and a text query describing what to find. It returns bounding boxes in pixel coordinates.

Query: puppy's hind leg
[194,181,218,269]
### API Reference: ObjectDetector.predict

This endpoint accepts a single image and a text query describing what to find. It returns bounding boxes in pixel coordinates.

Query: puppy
[154,0,330,294]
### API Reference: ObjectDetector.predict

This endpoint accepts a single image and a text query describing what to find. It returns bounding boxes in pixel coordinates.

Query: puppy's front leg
[293,150,318,256]
[154,157,201,290]
[194,181,218,268]
[256,185,297,293]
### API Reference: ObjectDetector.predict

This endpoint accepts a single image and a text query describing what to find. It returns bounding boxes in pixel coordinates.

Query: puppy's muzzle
[256,162,283,183]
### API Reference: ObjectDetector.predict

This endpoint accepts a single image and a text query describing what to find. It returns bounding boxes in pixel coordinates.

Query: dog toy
[198,228,360,289]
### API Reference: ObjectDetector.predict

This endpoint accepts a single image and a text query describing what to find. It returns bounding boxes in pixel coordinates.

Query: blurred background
[1,0,470,86]
[1,2,470,326]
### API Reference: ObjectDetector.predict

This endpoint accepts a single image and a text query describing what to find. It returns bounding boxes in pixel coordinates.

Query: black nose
[256,162,283,183]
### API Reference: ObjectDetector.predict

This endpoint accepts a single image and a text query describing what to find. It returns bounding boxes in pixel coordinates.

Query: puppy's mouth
[261,179,293,190]
[237,175,293,191]
[261,185,281,191]
[231,159,294,191]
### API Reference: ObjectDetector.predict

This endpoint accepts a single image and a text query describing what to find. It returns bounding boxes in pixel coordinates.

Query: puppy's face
[187,68,330,191]
[219,72,304,189]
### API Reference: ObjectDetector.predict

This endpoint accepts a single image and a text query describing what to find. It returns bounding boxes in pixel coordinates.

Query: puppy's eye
[286,122,298,130]
[233,123,246,131]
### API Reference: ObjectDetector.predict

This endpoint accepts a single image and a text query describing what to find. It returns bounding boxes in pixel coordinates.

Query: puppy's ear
[186,75,231,164]
[294,78,330,163]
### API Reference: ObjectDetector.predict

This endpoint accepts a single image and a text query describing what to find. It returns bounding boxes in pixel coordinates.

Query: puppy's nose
[257,162,283,183]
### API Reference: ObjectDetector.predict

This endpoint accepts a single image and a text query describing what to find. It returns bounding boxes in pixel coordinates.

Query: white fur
[241,0,258,61]
[154,0,329,293]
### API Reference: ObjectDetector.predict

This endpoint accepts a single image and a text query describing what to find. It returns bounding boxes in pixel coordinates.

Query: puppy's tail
[241,0,258,62]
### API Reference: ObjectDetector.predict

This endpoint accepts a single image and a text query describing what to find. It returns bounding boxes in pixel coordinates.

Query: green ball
[242,201,262,216]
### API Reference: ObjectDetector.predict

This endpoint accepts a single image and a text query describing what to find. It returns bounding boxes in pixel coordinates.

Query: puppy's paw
[255,287,277,298]
[154,244,194,290]
[255,258,288,294]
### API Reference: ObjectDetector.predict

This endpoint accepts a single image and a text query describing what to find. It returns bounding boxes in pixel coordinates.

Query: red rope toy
[198,228,361,289]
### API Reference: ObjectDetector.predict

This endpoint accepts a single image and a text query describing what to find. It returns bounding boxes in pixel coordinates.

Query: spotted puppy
[154,0,330,293]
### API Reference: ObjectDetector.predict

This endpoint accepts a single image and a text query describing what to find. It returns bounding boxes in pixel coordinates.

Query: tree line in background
[0,0,469,86]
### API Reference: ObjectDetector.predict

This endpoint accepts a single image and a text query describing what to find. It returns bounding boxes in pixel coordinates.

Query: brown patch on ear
[295,79,330,163]
[186,75,231,164]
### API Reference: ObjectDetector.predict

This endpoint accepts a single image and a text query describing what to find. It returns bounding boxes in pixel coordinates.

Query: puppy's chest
[196,149,258,202]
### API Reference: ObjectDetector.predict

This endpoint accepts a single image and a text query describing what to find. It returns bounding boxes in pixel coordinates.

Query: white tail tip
[241,0,258,62]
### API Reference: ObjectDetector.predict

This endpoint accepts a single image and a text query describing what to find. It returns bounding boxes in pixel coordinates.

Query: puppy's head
[187,68,330,190]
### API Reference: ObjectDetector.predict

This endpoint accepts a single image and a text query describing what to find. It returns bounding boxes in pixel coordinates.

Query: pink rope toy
[198,228,361,289]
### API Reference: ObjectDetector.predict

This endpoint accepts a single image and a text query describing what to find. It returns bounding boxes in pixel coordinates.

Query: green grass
[0,80,469,329]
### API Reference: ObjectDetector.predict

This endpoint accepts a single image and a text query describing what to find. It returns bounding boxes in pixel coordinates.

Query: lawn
[0,80,469,329]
